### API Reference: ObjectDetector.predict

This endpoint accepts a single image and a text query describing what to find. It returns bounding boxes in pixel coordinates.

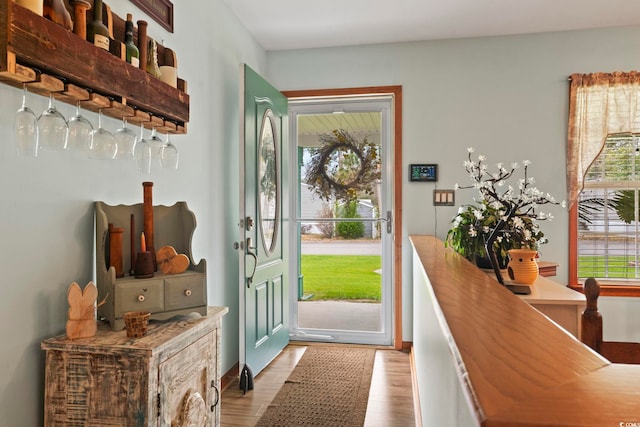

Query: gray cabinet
[95,201,207,330]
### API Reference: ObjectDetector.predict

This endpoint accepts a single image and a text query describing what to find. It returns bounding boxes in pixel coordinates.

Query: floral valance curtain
[567,71,640,208]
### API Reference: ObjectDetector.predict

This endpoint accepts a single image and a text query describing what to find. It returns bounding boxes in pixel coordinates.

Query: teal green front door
[240,65,289,378]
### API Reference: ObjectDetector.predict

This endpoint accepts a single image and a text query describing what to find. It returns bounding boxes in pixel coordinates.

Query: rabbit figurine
[65,281,98,339]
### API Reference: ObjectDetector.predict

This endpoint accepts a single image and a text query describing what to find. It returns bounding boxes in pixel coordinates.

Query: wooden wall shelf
[0,1,189,134]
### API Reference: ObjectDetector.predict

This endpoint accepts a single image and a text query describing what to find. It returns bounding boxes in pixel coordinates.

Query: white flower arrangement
[446,147,565,270]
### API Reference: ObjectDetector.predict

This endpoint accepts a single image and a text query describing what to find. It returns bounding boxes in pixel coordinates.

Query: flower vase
[507,249,539,285]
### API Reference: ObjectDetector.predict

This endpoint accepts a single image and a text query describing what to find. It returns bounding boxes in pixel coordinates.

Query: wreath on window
[305,129,381,202]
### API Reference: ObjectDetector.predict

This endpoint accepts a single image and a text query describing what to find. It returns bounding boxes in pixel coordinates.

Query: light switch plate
[433,190,455,206]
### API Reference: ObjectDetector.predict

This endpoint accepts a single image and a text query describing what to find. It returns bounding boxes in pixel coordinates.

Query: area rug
[256,346,376,426]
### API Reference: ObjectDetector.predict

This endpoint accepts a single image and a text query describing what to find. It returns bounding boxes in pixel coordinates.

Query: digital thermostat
[409,164,438,182]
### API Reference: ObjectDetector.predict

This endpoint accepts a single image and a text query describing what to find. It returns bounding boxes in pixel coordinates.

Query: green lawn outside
[578,255,640,279]
[300,254,636,299]
[300,255,381,301]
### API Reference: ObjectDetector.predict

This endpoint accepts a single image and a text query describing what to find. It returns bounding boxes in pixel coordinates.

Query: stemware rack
[0,1,189,134]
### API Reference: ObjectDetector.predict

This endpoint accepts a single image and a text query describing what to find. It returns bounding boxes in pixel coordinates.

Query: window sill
[568,281,640,297]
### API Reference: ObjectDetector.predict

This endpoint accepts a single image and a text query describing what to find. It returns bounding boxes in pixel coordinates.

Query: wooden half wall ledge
[411,235,640,427]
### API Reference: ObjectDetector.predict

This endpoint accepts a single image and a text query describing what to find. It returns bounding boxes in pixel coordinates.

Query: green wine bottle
[125,14,140,67]
[86,0,110,51]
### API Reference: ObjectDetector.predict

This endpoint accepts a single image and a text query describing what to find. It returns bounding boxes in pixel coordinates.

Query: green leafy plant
[336,200,364,239]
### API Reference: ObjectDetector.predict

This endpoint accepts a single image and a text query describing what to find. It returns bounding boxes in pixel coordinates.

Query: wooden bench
[581,277,640,364]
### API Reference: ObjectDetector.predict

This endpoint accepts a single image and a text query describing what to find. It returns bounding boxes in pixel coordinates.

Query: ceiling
[223,0,640,51]
[297,112,381,147]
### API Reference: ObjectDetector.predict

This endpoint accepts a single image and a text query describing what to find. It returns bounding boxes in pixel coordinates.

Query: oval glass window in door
[258,109,279,255]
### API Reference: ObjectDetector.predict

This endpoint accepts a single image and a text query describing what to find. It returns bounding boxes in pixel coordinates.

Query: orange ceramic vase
[507,248,539,285]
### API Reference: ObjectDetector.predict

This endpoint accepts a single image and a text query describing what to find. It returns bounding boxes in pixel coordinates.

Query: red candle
[141,232,146,252]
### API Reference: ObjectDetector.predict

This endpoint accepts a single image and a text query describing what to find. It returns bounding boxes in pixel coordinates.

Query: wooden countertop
[410,235,640,427]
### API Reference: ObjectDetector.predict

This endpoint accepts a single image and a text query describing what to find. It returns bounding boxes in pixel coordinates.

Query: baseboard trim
[409,345,423,427]
[220,362,239,392]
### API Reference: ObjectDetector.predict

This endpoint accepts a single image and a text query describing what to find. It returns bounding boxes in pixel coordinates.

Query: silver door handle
[385,210,392,234]
[246,237,257,288]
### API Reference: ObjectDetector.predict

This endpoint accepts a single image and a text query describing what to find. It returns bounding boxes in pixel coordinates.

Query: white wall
[266,25,640,342]
[412,250,479,426]
[0,1,265,425]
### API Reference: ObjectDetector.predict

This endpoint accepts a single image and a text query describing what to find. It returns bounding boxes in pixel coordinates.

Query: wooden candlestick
[142,181,156,271]
[130,213,136,276]
[137,20,148,71]
[69,0,91,40]
[109,226,124,278]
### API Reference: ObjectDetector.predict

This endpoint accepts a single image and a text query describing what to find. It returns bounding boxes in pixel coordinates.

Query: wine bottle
[43,0,73,30]
[124,14,140,67]
[86,0,110,51]
[146,39,161,78]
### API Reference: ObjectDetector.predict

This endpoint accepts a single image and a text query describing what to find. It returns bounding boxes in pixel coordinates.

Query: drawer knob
[184,289,192,297]
[138,294,146,302]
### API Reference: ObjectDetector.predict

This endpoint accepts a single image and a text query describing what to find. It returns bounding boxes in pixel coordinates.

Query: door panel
[240,64,289,377]
[289,98,394,346]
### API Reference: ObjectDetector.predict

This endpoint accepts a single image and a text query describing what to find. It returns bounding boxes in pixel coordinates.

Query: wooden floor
[220,344,416,427]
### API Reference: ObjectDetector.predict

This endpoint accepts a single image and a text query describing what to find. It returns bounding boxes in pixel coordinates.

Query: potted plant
[446,200,543,269]
[446,148,564,281]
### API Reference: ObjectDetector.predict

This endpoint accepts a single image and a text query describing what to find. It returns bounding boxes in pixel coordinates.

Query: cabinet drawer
[115,280,164,317]
[165,275,206,311]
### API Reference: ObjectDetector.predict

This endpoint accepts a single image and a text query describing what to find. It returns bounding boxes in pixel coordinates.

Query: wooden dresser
[518,275,585,338]
[41,306,228,427]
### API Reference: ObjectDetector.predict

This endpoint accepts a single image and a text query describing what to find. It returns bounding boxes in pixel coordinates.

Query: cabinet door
[158,331,218,426]
[44,350,150,427]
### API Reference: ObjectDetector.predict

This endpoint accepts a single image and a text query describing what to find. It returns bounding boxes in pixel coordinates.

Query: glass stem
[21,84,28,109]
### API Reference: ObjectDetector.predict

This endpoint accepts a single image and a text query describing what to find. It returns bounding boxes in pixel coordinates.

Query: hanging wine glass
[38,92,68,151]
[67,101,93,157]
[134,123,152,174]
[114,117,137,160]
[160,132,179,169]
[14,84,38,157]
[148,127,164,160]
[89,109,117,160]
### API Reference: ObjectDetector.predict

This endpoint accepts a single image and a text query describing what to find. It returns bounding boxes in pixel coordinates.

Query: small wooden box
[41,306,228,427]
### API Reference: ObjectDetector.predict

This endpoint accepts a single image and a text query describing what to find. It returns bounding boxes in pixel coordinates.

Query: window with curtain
[578,133,640,279]
[568,72,640,295]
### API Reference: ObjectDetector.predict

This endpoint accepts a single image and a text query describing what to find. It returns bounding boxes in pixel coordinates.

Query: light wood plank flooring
[220,344,415,427]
